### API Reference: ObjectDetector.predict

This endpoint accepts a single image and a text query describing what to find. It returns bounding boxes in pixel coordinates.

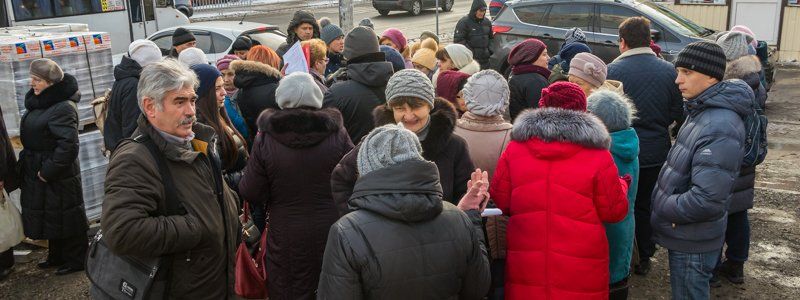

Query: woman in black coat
[238,73,353,300]
[19,59,87,275]
[507,38,551,120]
[229,59,282,148]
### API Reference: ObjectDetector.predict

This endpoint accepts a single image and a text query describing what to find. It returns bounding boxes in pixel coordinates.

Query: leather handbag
[235,202,268,299]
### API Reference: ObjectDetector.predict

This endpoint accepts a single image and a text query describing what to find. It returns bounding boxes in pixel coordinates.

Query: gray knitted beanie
[344,26,379,60]
[716,31,750,61]
[463,70,509,117]
[586,89,637,132]
[357,124,424,176]
[385,69,435,107]
[320,22,344,46]
[276,72,324,109]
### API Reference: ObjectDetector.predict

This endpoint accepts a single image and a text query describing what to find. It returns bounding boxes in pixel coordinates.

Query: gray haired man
[97,59,240,299]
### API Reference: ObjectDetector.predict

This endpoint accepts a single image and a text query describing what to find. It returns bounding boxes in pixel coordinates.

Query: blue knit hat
[380,45,406,72]
[190,64,221,97]
[557,42,592,71]
[320,20,344,46]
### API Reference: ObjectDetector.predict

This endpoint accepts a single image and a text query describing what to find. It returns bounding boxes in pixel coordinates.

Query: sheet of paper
[283,41,308,75]
[481,208,503,217]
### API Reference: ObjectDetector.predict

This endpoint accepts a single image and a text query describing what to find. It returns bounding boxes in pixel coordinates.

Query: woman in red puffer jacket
[490,82,630,299]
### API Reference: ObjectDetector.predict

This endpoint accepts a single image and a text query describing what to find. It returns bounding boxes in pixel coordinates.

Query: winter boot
[710,268,722,288]
[719,260,745,284]
[634,257,651,276]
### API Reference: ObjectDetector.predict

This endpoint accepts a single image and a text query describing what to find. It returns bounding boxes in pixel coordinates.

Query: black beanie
[172,27,196,47]
[673,41,727,81]
[231,36,253,52]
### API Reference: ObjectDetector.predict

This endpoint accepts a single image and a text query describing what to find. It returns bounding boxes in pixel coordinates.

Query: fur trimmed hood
[512,108,611,149]
[257,107,343,148]
[25,73,80,110]
[373,98,458,159]
[723,55,762,81]
[230,60,282,89]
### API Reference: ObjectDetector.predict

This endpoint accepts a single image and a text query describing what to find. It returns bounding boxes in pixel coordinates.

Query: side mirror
[651,29,662,42]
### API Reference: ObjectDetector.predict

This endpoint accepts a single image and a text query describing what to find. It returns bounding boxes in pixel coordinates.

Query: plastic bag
[0,190,24,252]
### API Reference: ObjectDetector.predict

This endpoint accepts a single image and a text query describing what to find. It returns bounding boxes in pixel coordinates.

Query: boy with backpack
[651,41,757,300]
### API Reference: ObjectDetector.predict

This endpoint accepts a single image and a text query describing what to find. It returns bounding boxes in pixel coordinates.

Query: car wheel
[177,6,192,17]
[378,9,390,16]
[442,0,454,12]
[409,0,422,16]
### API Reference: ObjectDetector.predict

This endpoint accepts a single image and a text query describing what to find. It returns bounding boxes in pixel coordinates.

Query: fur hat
[29,58,63,83]
[586,89,637,132]
[357,124,424,176]
[275,72,324,109]
[539,81,587,111]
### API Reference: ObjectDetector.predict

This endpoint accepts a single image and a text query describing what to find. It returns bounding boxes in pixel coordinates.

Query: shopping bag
[0,190,24,252]
[235,202,268,299]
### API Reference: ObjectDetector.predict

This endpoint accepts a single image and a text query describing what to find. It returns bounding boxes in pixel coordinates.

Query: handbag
[240,201,261,251]
[0,190,24,253]
[235,201,268,299]
[86,134,184,299]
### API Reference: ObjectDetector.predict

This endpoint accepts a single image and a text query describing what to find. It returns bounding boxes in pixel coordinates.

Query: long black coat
[1,106,18,193]
[230,60,282,147]
[508,68,549,121]
[331,99,475,216]
[238,108,353,300]
[103,55,142,152]
[454,0,493,68]
[19,73,87,240]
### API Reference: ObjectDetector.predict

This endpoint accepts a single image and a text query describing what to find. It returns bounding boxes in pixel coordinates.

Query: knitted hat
[587,89,637,132]
[231,36,253,52]
[716,31,750,61]
[190,64,221,97]
[320,23,344,46]
[128,39,162,67]
[730,25,758,48]
[569,52,607,88]
[539,81,587,111]
[412,39,438,70]
[419,30,440,44]
[557,42,592,71]
[344,26,380,60]
[508,38,546,66]
[357,124,424,176]
[381,28,408,52]
[386,69,435,107]
[358,18,375,30]
[444,44,474,70]
[216,54,240,71]
[275,72,324,109]
[178,47,207,66]
[172,27,196,46]
[563,27,587,45]
[435,70,471,104]
[29,58,63,83]
[674,41,727,82]
[463,69,509,117]
[380,45,406,72]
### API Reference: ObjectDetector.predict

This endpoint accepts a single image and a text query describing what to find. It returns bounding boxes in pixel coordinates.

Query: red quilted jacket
[490,108,629,299]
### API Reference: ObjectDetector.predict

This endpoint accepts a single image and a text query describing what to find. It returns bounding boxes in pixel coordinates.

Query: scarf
[511,64,551,78]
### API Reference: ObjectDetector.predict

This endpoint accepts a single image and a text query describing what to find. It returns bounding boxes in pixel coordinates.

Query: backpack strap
[132,134,185,216]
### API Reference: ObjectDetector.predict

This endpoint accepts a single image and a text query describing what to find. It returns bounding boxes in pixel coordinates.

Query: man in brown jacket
[99,59,240,299]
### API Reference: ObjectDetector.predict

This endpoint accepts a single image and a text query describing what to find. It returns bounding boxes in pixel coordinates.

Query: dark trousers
[47,235,88,269]
[721,211,750,263]
[0,249,13,270]
[487,259,505,300]
[635,166,662,260]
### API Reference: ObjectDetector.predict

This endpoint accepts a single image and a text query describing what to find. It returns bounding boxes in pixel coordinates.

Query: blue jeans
[668,250,719,300]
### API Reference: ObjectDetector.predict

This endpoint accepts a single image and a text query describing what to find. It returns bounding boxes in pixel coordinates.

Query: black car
[373,0,455,16]
[489,0,717,75]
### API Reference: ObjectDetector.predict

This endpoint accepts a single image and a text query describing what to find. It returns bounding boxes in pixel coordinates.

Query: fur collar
[24,73,80,110]
[512,108,611,149]
[723,56,762,81]
[373,98,458,159]
[230,60,281,78]
[612,47,656,63]
[258,107,342,148]
[457,112,513,132]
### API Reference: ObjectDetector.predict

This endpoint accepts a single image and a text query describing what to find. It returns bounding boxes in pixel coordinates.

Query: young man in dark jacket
[651,41,753,300]
[454,0,493,69]
[323,26,394,143]
[103,39,162,152]
[168,27,196,58]
[98,60,240,299]
[607,17,684,274]
[318,124,491,299]
[276,10,321,57]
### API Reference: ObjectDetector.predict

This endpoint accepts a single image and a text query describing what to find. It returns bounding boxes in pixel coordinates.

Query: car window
[151,33,174,53]
[211,32,233,53]
[515,4,549,25]
[599,5,639,34]
[194,33,213,54]
[544,4,592,30]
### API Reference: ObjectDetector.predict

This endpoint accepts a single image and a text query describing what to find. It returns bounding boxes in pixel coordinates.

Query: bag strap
[133,134,184,216]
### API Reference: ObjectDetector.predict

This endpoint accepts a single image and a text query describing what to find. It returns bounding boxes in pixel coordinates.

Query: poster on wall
[100,0,126,12]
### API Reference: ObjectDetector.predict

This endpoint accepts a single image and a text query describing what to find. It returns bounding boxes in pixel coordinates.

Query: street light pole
[435,0,439,36]
[340,0,354,33]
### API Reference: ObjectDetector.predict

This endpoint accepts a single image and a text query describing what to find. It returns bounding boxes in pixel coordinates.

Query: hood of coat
[723,55,762,86]
[686,79,755,118]
[373,98,458,159]
[258,107,343,148]
[610,128,639,163]
[470,0,487,19]
[25,73,80,110]
[285,10,321,45]
[512,107,611,149]
[349,159,444,223]
[346,60,395,87]
[230,60,282,89]
[114,56,142,81]
[457,111,512,132]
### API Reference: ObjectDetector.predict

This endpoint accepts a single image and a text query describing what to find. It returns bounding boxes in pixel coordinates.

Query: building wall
[779,6,800,61]
[659,3,730,31]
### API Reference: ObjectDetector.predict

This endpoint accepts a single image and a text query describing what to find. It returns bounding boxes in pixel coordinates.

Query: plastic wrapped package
[0,36,42,136]
[41,33,96,125]
[78,129,109,222]
[83,32,114,105]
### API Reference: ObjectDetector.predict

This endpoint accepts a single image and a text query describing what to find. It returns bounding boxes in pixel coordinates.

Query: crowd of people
[0,1,769,299]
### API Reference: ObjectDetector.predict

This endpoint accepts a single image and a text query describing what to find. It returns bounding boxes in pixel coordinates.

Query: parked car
[489,0,716,76]
[147,21,286,64]
[373,0,455,16]
[174,0,194,17]
[489,0,507,17]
